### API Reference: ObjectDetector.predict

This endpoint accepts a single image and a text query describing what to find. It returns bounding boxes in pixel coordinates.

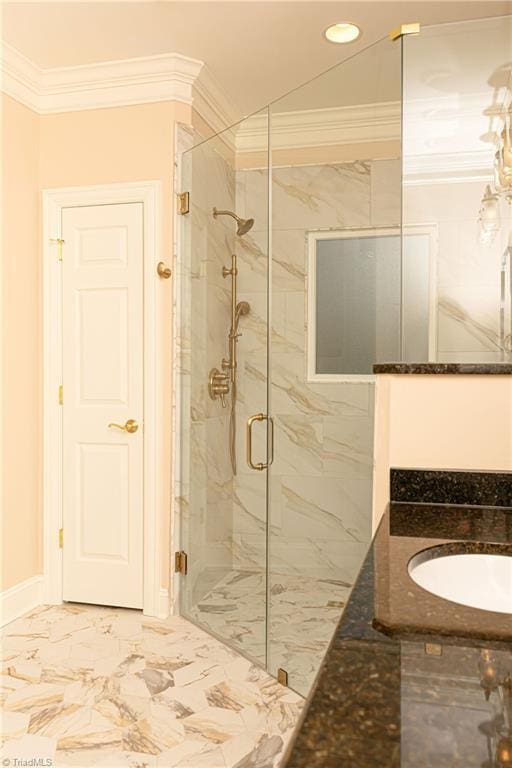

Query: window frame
[306,225,438,383]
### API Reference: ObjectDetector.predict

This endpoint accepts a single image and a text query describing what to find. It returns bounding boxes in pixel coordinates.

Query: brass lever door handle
[108,419,139,434]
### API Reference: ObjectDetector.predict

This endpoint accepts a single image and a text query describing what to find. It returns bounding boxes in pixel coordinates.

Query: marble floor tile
[1,605,302,768]
[187,569,348,696]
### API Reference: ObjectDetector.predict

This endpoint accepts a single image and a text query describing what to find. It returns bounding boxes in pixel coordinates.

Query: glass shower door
[177,110,270,665]
[177,35,403,697]
[267,36,403,695]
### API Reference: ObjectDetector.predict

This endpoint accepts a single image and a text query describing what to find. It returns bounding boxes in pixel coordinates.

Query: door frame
[42,181,166,617]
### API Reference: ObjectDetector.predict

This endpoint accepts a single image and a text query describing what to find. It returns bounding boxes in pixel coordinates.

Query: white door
[62,202,144,608]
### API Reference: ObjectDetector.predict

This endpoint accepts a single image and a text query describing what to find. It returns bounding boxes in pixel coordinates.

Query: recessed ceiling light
[324,23,361,44]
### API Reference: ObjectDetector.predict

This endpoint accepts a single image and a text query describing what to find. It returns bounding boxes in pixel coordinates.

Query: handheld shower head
[235,300,250,330]
[212,207,254,236]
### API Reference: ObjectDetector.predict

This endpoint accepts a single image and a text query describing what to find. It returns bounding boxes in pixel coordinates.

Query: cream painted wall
[1,95,41,591]
[2,95,191,594]
[372,374,512,527]
[40,100,191,590]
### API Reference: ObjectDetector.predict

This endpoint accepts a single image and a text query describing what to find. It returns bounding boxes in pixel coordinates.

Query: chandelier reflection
[479,97,512,246]
[478,650,512,768]
[478,184,502,245]
[494,110,512,193]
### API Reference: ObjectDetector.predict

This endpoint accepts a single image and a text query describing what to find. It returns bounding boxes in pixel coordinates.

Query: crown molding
[236,101,401,153]
[404,150,494,185]
[1,43,500,186]
[235,95,498,185]
[1,44,42,111]
[192,65,240,137]
[1,42,203,113]
[235,92,501,155]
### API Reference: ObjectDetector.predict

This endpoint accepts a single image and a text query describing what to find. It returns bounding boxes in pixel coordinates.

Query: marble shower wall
[180,135,238,608]
[179,143,506,617]
[229,165,269,577]
[233,159,394,680]
[233,160,392,582]
[178,133,401,684]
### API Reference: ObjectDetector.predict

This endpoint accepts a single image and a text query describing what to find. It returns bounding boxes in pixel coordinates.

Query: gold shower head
[212,207,254,236]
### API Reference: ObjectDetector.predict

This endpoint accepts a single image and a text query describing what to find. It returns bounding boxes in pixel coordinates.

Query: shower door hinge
[174,550,188,574]
[58,528,64,548]
[49,237,65,261]
[177,192,190,215]
[277,668,289,687]
[58,385,63,405]
[389,22,420,41]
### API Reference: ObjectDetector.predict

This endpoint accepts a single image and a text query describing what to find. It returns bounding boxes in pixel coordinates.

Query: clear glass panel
[267,36,402,695]
[403,15,512,363]
[178,109,269,665]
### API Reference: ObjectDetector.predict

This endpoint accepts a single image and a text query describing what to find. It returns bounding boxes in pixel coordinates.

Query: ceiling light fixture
[324,23,361,44]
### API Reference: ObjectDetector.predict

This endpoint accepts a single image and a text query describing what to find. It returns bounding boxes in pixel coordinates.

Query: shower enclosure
[174,16,512,697]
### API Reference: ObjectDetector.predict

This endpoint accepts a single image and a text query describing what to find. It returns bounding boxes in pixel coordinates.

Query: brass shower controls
[222,264,236,278]
[208,368,230,407]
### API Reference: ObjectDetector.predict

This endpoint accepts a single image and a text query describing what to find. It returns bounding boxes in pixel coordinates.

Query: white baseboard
[1,578,167,626]
[1,576,44,627]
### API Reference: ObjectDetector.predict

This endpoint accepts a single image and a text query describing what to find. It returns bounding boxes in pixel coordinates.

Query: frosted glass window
[313,233,431,376]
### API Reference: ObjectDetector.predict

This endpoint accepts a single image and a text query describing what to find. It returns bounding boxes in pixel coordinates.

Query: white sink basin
[408,550,512,614]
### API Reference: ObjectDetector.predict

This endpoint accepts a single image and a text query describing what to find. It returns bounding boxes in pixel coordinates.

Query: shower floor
[187,569,352,696]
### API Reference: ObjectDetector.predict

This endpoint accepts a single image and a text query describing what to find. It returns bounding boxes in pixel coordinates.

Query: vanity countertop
[373,362,512,374]
[282,501,512,768]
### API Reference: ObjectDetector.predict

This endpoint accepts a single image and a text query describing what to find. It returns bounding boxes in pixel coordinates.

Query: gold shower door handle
[108,419,139,434]
[246,413,274,471]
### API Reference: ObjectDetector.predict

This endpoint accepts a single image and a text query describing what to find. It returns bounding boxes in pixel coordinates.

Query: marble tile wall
[176,126,507,698]
[178,147,381,688]
[179,135,238,611]
[234,161,380,684]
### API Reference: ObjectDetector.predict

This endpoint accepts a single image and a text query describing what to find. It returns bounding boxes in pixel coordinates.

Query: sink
[408,549,512,614]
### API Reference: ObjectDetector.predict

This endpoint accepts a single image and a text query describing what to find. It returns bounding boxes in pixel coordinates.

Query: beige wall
[41,100,191,589]
[1,95,41,590]
[2,95,191,593]
[373,374,512,527]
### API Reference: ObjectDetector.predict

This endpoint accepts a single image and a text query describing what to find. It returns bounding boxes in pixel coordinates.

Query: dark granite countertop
[373,362,512,374]
[283,501,512,768]
[391,468,512,507]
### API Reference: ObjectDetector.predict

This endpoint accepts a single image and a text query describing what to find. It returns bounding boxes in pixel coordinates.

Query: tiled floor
[188,569,350,696]
[1,604,302,767]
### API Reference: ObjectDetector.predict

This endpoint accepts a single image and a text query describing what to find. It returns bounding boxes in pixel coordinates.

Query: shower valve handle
[208,368,230,407]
